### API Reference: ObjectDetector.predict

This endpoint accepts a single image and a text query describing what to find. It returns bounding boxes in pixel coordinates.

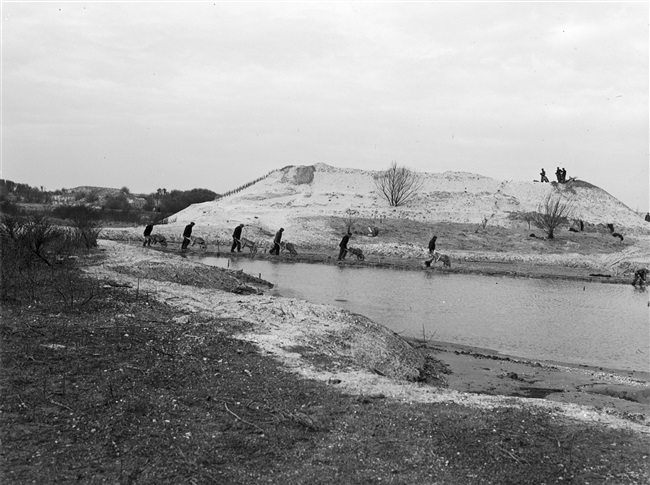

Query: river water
[198,256,649,372]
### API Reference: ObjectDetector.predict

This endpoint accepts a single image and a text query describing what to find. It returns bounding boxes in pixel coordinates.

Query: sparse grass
[326,217,626,256]
[1,250,649,483]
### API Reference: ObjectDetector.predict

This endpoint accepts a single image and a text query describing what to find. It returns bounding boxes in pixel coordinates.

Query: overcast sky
[2,1,648,210]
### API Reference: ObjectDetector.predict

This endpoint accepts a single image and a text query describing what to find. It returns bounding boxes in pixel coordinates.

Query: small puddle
[512,387,565,399]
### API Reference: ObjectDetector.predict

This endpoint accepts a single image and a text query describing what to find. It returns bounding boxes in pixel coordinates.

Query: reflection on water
[198,256,650,372]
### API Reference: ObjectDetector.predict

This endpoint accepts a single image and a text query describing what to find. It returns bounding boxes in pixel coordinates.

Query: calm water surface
[198,256,649,372]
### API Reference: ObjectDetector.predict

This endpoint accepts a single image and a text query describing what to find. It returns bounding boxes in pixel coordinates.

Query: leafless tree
[522,212,536,230]
[373,162,423,207]
[531,193,573,239]
[344,208,358,233]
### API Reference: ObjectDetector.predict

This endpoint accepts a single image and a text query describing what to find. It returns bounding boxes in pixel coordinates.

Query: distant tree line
[0,180,51,204]
[0,179,218,224]
[143,188,218,214]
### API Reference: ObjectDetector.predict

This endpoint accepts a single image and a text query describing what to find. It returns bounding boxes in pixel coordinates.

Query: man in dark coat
[561,168,567,183]
[181,222,195,250]
[270,228,284,255]
[428,235,437,255]
[555,167,562,183]
[338,232,351,260]
[632,268,648,287]
[540,168,549,183]
[143,222,154,247]
[425,235,439,266]
[231,223,245,252]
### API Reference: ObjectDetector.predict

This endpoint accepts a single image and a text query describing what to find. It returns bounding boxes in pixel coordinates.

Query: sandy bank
[87,239,650,435]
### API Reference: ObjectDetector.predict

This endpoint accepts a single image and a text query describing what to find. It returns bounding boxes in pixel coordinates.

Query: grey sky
[2,1,648,210]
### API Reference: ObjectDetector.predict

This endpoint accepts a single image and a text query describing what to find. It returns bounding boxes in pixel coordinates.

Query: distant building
[130,197,147,209]
[51,194,78,205]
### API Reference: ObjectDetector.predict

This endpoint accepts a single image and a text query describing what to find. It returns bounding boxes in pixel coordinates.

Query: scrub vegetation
[531,193,574,239]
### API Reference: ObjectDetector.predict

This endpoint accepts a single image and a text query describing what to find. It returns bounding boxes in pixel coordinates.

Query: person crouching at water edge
[632,268,648,287]
[181,222,195,250]
[270,228,284,255]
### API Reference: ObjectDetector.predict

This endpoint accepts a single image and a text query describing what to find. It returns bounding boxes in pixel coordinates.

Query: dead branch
[224,402,265,434]
[49,399,73,412]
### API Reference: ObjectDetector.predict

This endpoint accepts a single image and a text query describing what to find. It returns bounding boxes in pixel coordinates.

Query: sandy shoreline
[211,245,640,286]
[90,239,650,432]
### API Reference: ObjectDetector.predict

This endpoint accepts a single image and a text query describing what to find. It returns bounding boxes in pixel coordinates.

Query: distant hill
[70,186,141,197]
[173,164,649,240]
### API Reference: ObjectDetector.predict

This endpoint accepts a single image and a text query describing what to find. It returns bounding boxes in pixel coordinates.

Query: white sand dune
[174,164,647,240]
[102,164,649,272]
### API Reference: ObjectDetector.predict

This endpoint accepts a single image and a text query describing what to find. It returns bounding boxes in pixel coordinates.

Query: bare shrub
[507,211,537,230]
[478,214,495,230]
[0,215,62,267]
[374,162,423,207]
[344,209,358,233]
[1,216,31,299]
[531,193,573,239]
[25,215,63,262]
[522,212,536,230]
[69,206,102,248]
[0,213,100,302]
[1,215,64,299]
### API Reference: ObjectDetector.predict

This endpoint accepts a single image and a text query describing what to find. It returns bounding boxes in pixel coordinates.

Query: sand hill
[97,164,649,273]
[173,163,648,241]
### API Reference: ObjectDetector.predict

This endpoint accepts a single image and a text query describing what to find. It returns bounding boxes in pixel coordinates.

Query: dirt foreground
[89,240,650,433]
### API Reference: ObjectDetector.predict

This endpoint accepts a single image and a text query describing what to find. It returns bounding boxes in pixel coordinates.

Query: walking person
[270,228,284,255]
[231,223,245,252]
[338,232,351,260]
[425,235,439,266]
[143,221,154,247]
[181,222,195,250]
[632,268,648,287]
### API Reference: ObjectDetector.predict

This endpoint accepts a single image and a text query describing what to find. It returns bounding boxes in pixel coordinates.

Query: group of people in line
[142,222,647,287]
[143,221,359,261]
[142,221,195,249]
[539,167,568,183]
[143,220,441,264]
[230,224,284,255]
